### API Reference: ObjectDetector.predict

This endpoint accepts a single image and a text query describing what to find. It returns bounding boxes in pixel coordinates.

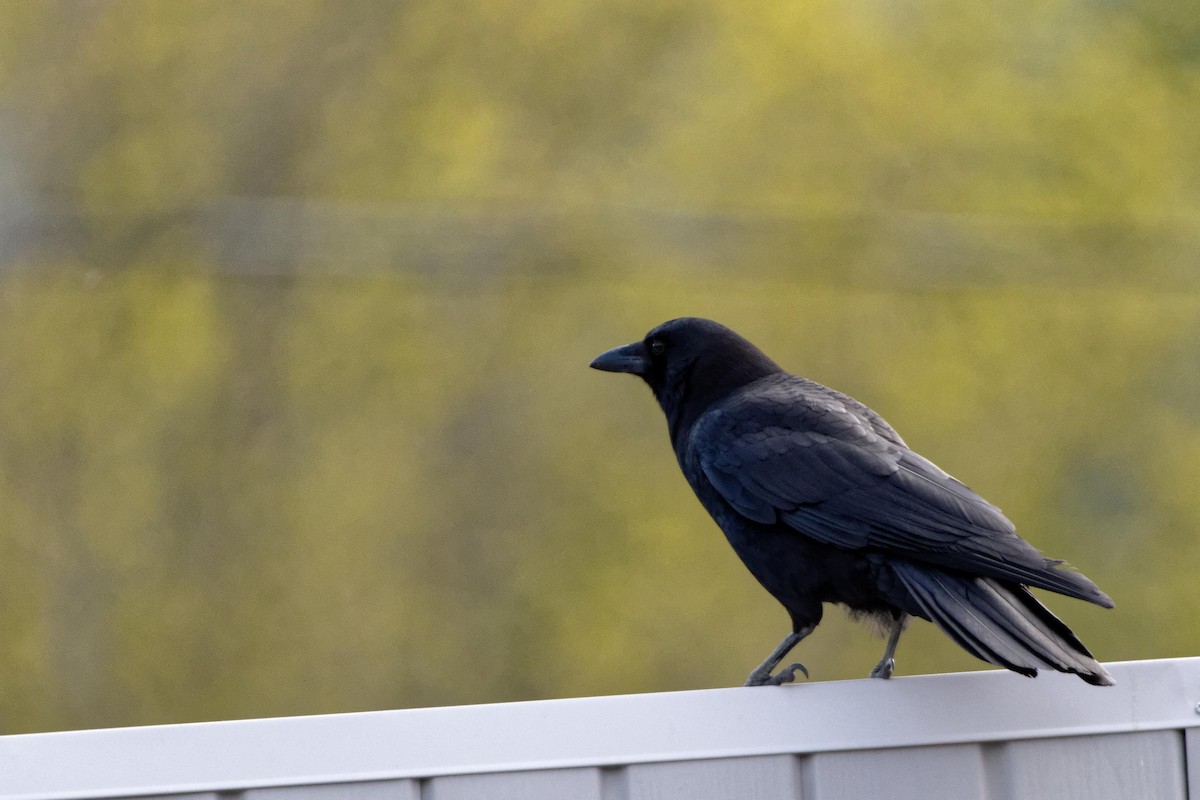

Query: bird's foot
[771,662,810,685]
[869,657,895,680]
[746,662,809,686]
[744,668,771,686]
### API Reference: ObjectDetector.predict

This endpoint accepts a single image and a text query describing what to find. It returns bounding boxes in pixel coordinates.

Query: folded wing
[693,375,1112,608]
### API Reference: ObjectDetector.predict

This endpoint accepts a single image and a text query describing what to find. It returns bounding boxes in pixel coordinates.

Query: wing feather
[692,375,1112,607]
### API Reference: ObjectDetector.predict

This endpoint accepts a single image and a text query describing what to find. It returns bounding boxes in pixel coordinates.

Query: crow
[591,317,1114,686]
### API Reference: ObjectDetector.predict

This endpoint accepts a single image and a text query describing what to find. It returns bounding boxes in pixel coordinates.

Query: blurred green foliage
[0,1,1197,733]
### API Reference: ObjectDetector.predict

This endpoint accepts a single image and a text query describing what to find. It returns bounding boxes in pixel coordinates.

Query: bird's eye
[649,339,666,356]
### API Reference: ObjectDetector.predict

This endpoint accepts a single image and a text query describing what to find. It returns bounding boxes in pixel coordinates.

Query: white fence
[2,657,1198,800]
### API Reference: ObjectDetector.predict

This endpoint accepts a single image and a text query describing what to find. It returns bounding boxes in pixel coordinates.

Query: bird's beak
[590,341,649,375]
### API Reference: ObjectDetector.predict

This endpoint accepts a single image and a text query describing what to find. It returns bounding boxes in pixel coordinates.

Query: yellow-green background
[0,1,1197,733]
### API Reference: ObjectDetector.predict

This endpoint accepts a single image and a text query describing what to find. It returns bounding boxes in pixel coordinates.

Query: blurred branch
[5,197,1199,289]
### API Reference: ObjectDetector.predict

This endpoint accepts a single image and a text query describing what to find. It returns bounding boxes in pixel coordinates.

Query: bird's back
[682,372,1111,608]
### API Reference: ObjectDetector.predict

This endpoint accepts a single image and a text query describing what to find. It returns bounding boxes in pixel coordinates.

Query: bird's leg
[869,613,908,679]
[744,626,816,686]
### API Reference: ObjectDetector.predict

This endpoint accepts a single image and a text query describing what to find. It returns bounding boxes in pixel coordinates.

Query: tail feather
[897,566,1037,675]
[892,561,1114,686]
[966,581,1078,666]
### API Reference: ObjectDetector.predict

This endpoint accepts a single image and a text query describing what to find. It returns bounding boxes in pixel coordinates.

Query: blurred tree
[0,0,1196,733]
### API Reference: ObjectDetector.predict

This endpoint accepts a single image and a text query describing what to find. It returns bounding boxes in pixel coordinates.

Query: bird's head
[590,317,782,439]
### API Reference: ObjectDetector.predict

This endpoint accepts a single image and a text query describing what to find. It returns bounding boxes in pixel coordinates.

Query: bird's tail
[891,561,1114,686]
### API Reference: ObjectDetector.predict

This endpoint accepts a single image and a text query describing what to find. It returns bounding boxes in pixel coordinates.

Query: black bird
[591,317,1114,686]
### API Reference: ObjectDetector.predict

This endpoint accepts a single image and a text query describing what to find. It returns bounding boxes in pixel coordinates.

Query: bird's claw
[869,657,895,680]
[767,662,809,685]
[745,661,809,686]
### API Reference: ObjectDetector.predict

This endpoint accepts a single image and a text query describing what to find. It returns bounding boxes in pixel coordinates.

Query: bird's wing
[693,377,1111,606]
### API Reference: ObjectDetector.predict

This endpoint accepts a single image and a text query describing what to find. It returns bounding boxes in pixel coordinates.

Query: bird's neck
[657,359,780,448]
